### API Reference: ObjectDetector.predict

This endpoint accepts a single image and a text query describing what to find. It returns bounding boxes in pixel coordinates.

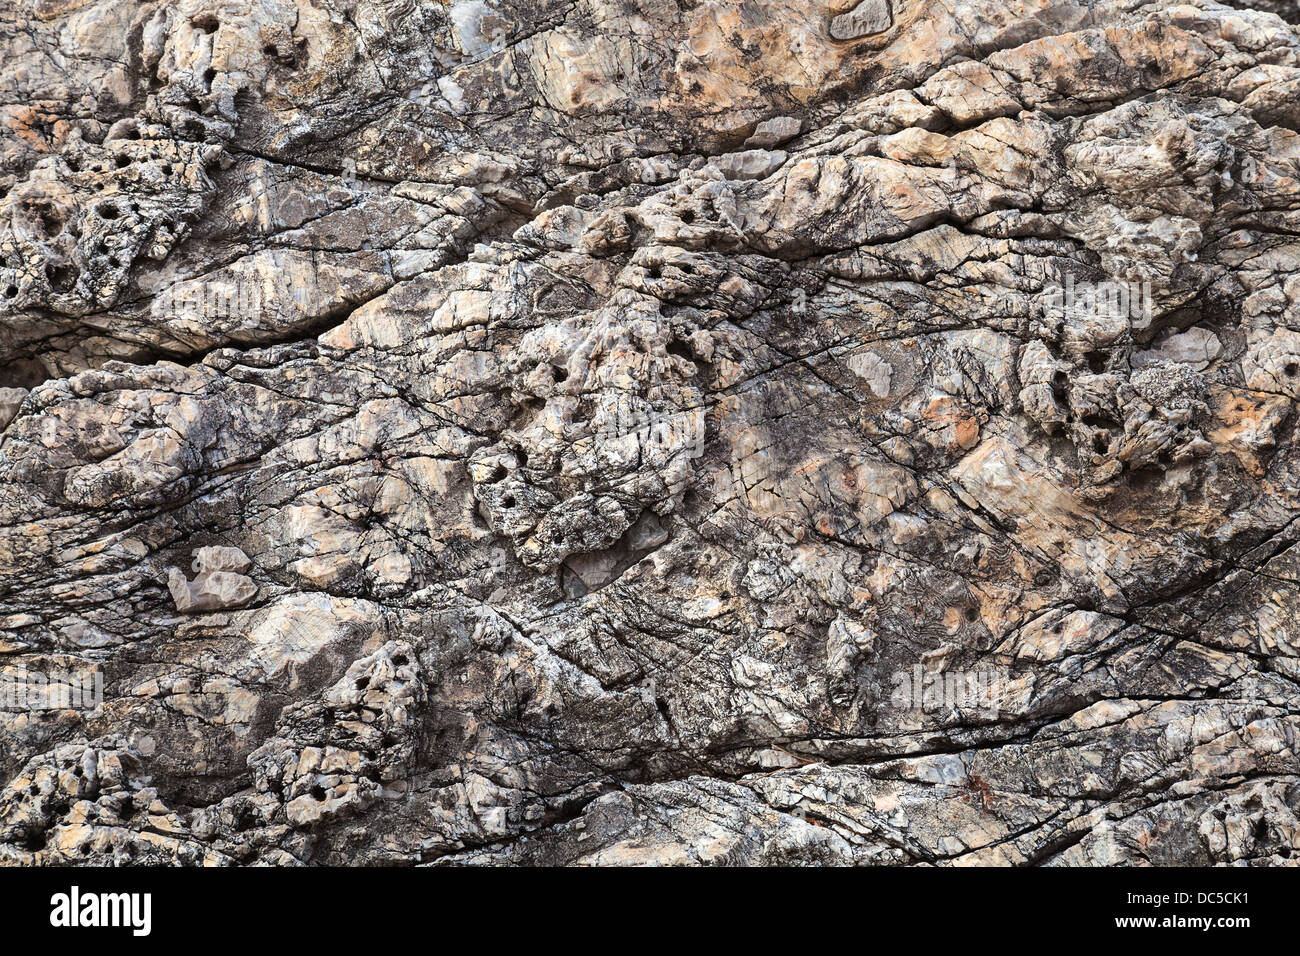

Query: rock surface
[1,0,1300,866]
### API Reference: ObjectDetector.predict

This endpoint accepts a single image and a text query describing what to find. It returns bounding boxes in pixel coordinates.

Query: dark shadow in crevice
[0,355,51,390]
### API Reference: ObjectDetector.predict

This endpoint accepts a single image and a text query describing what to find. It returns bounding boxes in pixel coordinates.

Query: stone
[1,0,1299,869]
[744,116,802,149]
[830,0,894,41]
[711,149,788,182]
[0,387,27,429]
[168,547,258,613]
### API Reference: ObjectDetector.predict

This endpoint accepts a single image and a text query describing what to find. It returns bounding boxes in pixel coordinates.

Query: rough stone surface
[1,0,1300,867]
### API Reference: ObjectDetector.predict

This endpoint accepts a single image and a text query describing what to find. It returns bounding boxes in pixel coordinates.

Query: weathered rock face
[1,0,1299,867]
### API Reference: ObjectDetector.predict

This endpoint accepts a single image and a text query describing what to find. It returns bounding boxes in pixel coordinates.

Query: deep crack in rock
[1,0,1299,867]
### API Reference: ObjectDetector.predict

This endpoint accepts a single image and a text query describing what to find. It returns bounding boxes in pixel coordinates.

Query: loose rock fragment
[168,548,258,613]
[830,0,894,41]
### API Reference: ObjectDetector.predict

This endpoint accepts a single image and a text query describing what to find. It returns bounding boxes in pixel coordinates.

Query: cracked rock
[2,0,1300,868]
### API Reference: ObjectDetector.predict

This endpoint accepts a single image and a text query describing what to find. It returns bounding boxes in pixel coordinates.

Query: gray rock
[745,116,802,149]
[831,0,894,41]
[1,0,1299,868]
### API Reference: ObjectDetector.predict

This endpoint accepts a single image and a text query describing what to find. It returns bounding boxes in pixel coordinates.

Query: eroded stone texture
[831,0,894,42]
[1,0,1299,866]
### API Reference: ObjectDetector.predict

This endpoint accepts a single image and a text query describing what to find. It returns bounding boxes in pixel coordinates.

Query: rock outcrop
[2,0,1299,866]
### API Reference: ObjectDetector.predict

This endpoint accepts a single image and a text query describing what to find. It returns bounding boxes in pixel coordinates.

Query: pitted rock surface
[2,0,1300,866]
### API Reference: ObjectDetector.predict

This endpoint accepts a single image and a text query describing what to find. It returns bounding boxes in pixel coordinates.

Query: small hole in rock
[45,264,75,292]
[1050,370,1069,403]
[33,205,63,235]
